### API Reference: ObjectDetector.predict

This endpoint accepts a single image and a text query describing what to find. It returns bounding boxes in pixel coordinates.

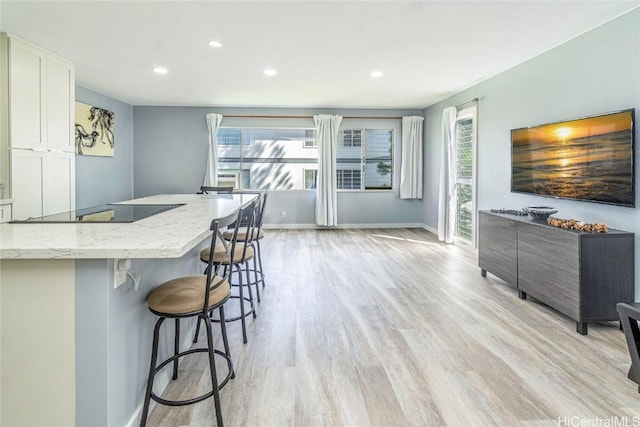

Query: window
[337,169,361,190]
[303,130,316,148]
[217,129,250,146]
[337,129,393,190]
[341,130,362,147]
[304,169,317,190]
[216,127,392,192]
[217,128,317,190]
[453,106,477,246]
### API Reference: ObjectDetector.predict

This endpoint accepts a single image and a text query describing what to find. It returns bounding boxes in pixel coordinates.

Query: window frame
[217,126,318,191]
[303,168,318,190]
[337,128,394,192]
[452,106,478,249]
[215,126,395,193]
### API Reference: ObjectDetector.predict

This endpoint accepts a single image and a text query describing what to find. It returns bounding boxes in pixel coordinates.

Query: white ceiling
[1,1,638,109]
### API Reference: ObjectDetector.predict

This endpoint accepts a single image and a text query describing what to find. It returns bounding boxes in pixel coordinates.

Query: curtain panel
[438,107,457,243]
[400,116,424,199]
[204,113,223,186]
[314,114,343,226]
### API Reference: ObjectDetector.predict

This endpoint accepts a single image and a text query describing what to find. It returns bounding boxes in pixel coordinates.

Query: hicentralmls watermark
[558,416,640,427]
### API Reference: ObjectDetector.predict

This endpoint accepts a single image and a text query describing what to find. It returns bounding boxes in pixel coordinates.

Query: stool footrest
[151,347,234,408]
[210,295,255,322]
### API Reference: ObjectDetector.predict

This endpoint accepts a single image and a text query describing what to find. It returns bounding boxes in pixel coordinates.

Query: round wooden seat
[148,275,230,316]
[200,245,254,264]
[222,228,264,242]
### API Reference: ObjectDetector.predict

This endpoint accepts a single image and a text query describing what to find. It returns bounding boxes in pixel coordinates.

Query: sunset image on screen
[511,110,634,206]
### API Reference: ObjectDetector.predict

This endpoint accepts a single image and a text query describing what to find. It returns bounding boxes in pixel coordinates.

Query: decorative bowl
[524,206,558,220]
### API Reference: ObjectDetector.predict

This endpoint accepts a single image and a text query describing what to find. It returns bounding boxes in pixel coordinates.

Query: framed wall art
[75,101,115,156]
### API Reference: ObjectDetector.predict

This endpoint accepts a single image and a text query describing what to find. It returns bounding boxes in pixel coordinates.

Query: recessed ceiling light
[208,40,223,48]
[370,70,384,78]
[263,69,277,76]
[152,67,168,74]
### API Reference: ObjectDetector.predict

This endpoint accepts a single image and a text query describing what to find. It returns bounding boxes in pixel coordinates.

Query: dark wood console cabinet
[479,210,634,335]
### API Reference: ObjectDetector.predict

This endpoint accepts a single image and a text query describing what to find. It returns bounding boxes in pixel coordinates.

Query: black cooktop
[11,203,185,223]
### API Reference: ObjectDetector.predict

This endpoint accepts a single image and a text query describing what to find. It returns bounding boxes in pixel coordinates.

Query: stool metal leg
[256,239,265,288]
[235,264,248,344]
[192,317,201,344]
[140,317,165,427]
[252,253,261,303]
[204,314,224,427]
[219,306,235,379]
[244,262,256,319]
[173,318,180,380]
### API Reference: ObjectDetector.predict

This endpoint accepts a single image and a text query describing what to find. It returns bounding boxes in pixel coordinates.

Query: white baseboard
[262,222,425,230]
[422,224,437,235]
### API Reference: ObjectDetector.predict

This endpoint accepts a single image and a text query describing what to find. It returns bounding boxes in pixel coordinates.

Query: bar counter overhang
[0,193,256,426]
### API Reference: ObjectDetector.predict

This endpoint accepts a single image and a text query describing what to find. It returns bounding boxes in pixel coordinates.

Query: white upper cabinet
[9,36,74,152]
[2,34,76,219]
[8,39,44,150]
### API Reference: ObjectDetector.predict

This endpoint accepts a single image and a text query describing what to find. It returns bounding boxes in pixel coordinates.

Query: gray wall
[75,86,134,209]
[133,106,424,226]
[423,9,640,297]
[75,245,206,426]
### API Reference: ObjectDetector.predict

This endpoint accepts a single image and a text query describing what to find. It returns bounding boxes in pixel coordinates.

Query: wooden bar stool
[139,207,245,427]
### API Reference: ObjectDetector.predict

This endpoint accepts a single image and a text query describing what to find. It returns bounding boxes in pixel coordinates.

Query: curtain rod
[222,114,403,120]
[456,98,479,109]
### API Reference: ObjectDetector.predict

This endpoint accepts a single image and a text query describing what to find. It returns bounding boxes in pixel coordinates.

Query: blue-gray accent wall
[423,9,640,297]
[132,107,424,226]
[75,86,134,209]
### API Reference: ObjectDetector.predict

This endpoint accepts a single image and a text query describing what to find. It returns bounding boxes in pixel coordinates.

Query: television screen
[511,109,635,207]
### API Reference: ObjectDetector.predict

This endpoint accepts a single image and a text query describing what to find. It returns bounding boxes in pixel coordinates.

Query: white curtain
[438,107,457,243]
[400,116,424,199]
[204,113,223,186]
[314,114,343,226]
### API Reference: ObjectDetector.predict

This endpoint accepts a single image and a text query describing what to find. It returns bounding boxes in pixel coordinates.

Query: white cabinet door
[10,150,74,219]
[9,38,45,150]
[43,151,75,216]
[11,150,44,220]
[46,55,74,152]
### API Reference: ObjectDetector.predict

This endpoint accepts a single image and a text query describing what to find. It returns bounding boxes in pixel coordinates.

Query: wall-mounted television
[511,109,635,207]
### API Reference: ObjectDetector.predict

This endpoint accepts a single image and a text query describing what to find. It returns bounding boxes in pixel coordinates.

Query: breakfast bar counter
[0,193,255,426]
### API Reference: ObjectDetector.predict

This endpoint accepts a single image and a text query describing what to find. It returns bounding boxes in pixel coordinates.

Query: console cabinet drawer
[517,223,580,320]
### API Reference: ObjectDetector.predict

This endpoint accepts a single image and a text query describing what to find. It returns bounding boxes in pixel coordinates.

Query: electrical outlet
[114,259,131,288]
[281,210,286,218]
[265,210,271,218]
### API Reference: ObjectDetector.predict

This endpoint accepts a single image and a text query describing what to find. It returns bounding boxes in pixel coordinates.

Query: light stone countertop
[0,194,256,259]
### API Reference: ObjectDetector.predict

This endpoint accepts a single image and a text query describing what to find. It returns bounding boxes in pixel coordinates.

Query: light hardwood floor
[146,228,639,426]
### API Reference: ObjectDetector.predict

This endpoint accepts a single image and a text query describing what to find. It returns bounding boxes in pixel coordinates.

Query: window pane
[454,113,474,244]
[337,130,362,189]
[304,169,317,190]
[456,183,472,240]
[337,169,361,190]
[364,130,392,189]
[341,130,362,147]
[218,128,317,190]
[456,119,473,180]
[304,130,316,148]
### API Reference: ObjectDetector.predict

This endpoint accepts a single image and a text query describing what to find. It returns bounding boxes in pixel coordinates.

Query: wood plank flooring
[146,228,640,426]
